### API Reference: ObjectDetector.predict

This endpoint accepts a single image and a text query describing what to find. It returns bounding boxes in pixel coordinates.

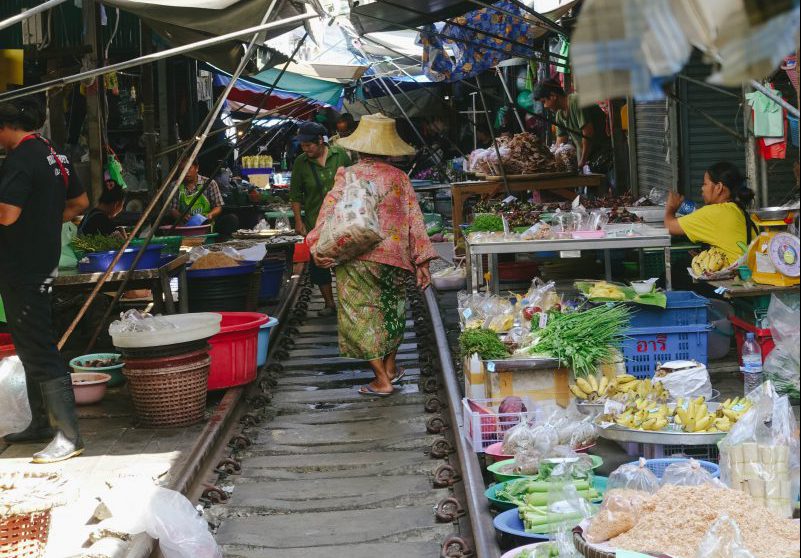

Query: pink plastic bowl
[71,372,111,405]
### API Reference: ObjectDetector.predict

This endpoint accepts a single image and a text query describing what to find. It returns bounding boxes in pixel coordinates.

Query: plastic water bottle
[676,199,697,216]
[741,332,764,394]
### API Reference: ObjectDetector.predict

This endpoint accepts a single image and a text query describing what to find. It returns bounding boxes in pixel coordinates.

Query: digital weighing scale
[747,208,800,287]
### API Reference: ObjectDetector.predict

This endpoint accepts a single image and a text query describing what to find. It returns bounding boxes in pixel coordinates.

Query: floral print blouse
[307,158,439,273]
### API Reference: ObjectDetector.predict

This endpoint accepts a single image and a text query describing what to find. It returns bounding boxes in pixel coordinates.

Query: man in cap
[532,78,613,179]
[289,121,351,317]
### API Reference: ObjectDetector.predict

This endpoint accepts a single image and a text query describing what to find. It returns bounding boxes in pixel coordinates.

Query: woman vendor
[664,162,757,265]
[78,179,125,236]
[307,114,438,396]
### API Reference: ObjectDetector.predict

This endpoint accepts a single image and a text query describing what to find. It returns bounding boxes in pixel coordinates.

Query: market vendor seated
[169,157,223,225]
[78,178,125,236]
[664,162,757,265]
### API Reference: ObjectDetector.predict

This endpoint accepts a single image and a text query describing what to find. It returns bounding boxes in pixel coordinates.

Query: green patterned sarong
[334,260,407,361]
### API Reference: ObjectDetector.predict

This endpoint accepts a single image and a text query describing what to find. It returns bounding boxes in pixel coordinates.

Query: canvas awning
[350,0,475,35]
[104,0,317,73]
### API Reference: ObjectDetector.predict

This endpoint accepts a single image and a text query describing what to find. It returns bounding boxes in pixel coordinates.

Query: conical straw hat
[336,113,416,157]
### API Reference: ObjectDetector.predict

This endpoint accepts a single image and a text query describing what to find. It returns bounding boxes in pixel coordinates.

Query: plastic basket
[626,457,720,478]
[730,315,775,366]
[731,295,771,326]
[621,442,720,464]
[462,397,534,451]
[629,291,709,329]
[0,510,51,558]
[621,324,711,377]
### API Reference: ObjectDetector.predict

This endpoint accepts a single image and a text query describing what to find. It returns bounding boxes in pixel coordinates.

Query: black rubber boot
[3,379,54,444]
[31,376,84,464]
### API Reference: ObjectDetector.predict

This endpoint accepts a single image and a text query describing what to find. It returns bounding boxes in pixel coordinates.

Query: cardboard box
[464,354,570,406]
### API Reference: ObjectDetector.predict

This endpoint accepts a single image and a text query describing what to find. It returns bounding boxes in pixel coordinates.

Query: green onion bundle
[459,327,510,360]
[526,304,630,378]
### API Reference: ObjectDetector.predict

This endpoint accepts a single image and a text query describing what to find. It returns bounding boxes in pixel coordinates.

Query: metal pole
[0,12,317,103]
[0,0,69,33]
[424,288,501,558]
[60,0,287,351]
[750,80,800,117]
[495,67,525,133]
[742,84,760,206]
[471,92,478,151]
[475,74,511,195]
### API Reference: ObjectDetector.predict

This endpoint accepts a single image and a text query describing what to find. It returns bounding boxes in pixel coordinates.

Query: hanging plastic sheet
[570,0,800,107]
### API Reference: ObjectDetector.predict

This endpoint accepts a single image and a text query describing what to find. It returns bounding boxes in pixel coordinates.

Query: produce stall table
[705,279,799,298]
[451,172,604,248]
[465,225,673,295]
[53,253,190,314]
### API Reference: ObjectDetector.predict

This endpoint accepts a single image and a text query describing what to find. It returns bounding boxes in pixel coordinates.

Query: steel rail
[424,287,501,558]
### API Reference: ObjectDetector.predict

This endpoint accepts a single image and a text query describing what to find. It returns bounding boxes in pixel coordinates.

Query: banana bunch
[614,376,670,402]
[614,399,671,430]
[716,397,753,426]
[691,247,728,276]
[674,397,714,432]
[570,374,610,401]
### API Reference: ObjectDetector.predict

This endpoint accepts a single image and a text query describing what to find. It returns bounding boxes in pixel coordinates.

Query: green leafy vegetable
[527,303,630,378]
[459,327,510,360]
[468,213,504,233]
[71,234,127,254]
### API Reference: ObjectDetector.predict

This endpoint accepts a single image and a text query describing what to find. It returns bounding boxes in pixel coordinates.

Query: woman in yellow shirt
[664,162,757,265]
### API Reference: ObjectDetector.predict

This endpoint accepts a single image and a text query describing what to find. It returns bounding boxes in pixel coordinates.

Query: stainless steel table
[465,225,673,294]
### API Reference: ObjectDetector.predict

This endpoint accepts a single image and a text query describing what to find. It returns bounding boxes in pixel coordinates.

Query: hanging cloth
[746,89,784,137]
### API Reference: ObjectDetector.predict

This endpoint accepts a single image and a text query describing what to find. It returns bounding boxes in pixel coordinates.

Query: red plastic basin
[0,333,15,359]
[208,312,269,390]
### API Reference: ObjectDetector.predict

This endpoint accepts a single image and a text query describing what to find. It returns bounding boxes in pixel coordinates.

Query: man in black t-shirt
[0,98,89,464]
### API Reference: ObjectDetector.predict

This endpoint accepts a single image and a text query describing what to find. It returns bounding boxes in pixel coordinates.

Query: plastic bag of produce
[763,293,800,400]
[585,488,652,543]
[513,445,543,476]
[543,462,594,557]
[312,169,383,264]
[607,458,660,493]
[0,357,32,438]
[501,419,537,455]
[655,360,713,400]
[718,381,800,518]
[661,458,716,487]
[696,516,757,558]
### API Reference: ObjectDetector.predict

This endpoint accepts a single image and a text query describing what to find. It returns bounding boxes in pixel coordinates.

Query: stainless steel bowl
[752,206,799,221]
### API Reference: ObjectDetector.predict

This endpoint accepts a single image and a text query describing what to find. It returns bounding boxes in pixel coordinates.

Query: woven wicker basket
[124,356,210,427]
[0,510,51,558]
[0,472,62,558]
[573,527,671,558]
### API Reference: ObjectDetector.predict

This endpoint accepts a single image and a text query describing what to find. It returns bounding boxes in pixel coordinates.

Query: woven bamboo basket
[123,356,210,427]
[572,527,671,558]
[0,472,63,558]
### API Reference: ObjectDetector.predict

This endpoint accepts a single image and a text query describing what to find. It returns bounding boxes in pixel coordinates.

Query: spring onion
[459,328,510,360]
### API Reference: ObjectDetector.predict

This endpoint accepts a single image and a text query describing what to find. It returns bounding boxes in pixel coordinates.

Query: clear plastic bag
[544,462,594,557]
[312,169,384,264]
[763,293,800,400]
[696,516,757,558]
[661,458,715,487]
[718,381,800,518]
[501,419,537,455]
[513,445,543,476]
[101,482,222,558]
[0,356,32,437]
[585,488,652,543]
[607,457,660,493]
[109,309,177,334]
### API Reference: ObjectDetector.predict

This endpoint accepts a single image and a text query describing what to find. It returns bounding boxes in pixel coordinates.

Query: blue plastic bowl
[69,353,125,387]
[256,317,279,366]
[186,214,208,227]
[78,244,164,273]
[493,508,552,542]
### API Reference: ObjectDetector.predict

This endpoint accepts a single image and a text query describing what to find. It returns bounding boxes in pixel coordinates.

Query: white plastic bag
[313,169,384,264]
[696,516,756,558]
[102,482,222,558]
[763,294,800,400]
[661,458,716,487]
[0,356,31,437]
[607,458,660,493]
[655,360,713,400]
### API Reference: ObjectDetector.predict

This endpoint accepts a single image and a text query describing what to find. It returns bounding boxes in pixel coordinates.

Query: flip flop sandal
[391,368,407,385]
[358,384,393,397]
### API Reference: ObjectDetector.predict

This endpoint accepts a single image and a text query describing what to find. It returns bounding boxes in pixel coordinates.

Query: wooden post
[82,0,104,204]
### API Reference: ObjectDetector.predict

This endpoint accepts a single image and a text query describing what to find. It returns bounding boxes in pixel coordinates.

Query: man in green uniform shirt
[533,79,613,179]
[289,122,351,317]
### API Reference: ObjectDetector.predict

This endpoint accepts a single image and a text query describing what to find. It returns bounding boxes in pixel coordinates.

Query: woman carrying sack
[307,114,438,396]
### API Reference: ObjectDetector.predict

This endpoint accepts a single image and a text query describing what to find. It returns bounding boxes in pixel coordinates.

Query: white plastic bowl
[110,312,222,348]
[631,281,654,294]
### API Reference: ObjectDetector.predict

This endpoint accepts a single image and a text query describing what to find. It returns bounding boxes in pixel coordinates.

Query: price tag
[538,312,548,329]
[462,308,473,320]
[487,361,496,372]
[502,195,516,205]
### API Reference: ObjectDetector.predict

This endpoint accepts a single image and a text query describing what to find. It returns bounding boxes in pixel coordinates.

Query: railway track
[186,274,502,557]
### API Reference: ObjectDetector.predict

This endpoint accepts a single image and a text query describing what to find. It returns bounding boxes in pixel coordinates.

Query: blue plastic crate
[629,291,709,329]
[626,458,720,478]
[622,324,711,377]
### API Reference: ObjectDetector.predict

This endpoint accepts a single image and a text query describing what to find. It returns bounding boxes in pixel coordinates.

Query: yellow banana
[570,384,589,400]
[598,376,609,396]
[617,374,636,384]
[576,378,594,395]
[695,415,713,431]
[588,375,599,393]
